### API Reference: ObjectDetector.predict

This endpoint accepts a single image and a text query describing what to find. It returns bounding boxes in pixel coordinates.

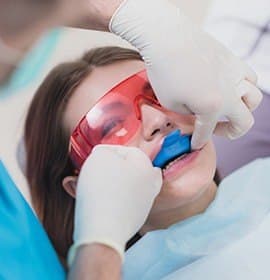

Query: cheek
[125,126,154,156]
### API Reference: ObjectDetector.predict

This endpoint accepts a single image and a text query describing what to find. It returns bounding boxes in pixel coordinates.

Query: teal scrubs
[0,29,62,99]
[0,161,65,279]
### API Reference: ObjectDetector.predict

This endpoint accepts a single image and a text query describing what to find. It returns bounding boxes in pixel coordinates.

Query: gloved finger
[152,167,163,194]
[108,145,163,194]
[127,150,163,192]
[161,101,193,115]
[174,104,193,114]
[214,103,254,139]
[92,144,133,161]
[113,146,163,191]
[213,121,228,137]
[237,79,263,111]
[243,64,258,85]
[191,113,219,150]
[118,146,153,167]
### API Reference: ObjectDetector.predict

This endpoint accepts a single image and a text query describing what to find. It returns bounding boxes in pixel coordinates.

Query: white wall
[0,0,212,204]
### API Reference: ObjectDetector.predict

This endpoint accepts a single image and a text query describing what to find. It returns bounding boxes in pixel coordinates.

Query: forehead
[63,59,145,134]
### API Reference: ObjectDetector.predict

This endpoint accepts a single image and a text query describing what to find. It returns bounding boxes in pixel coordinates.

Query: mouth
[152,130,192,168]
[161,152,190,171]
[161,149,201,180]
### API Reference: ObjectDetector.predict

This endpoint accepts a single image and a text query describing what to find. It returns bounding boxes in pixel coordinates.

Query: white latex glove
[110,0,263,149]
[68,145,162,265]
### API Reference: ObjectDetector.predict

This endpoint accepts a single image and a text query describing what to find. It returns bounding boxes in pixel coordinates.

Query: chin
[152,178,213,213]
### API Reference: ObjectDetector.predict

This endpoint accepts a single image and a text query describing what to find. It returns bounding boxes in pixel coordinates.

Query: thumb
[191,113,218,150]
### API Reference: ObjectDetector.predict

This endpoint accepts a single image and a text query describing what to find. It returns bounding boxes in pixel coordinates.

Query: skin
[68,244,121,280]
[63,60,218,234]
[0,0,123,85]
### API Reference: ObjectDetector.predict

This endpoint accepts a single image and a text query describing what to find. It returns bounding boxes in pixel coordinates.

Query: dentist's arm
[67,145,162,280]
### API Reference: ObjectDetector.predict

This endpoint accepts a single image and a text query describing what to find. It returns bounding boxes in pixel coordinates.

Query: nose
[141,104,175,141]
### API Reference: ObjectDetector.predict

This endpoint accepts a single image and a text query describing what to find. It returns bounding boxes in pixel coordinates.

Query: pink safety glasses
[69,70,164,171]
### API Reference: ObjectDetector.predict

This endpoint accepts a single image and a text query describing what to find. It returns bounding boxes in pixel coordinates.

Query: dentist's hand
[110,0,263,149]
[68,145,162,265]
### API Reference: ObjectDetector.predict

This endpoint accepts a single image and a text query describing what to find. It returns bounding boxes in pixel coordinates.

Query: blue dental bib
[152,130,191,168]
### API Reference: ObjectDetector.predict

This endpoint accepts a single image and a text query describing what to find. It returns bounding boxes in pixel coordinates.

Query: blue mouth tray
[152,130,191,168]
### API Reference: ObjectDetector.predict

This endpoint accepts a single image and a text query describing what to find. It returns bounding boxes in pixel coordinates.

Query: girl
[24,46,270,279]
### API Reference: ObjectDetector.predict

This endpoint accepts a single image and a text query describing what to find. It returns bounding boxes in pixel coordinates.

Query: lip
[162,149,201,181]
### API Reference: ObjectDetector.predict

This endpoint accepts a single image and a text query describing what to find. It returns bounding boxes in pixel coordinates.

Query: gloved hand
[110,0,263,149]
[68,145,162,265]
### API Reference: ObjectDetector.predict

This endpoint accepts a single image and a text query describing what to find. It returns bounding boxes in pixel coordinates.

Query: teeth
[163,153,187,170]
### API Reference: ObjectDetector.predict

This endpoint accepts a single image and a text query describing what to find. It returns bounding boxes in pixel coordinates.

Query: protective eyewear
[69,70,163,171]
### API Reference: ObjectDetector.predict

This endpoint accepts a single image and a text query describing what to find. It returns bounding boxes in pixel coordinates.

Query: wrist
[77,243,121,261]
[109,0,181,52]
[64,0,125,31]
[68,244,122,279]
[94,0,125,31]
[68,238,125,267]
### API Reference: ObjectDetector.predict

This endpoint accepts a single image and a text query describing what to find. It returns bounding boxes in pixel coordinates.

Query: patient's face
[64,60,216,214]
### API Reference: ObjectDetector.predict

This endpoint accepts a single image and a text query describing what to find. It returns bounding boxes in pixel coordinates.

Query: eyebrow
[100,82,154,112]
[102,101,126,112]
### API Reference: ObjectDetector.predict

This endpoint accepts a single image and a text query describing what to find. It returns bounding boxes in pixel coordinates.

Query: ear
[62,176,78,198]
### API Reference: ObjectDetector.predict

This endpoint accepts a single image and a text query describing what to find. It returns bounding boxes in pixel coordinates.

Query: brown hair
[24,46,142,266]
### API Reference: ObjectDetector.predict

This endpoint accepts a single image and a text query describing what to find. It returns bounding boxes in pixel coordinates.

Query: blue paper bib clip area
[153,130,191,168]
[0,161,65,280]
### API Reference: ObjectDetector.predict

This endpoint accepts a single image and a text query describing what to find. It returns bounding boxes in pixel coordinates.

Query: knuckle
[247,115,255,130]
[236,115,254,136]
[256,89,263,103]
